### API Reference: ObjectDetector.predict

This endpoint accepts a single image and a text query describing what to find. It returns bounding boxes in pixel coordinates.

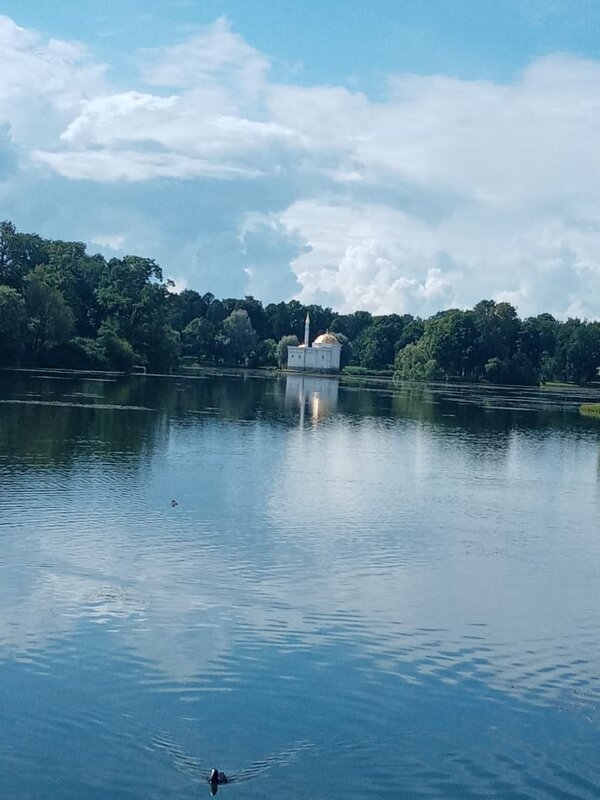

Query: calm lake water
[1,369,600,799]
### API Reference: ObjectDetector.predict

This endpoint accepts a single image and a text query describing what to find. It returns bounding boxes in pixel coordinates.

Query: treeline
[1,221,599,384]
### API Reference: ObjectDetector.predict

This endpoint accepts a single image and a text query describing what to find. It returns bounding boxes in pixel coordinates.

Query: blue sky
[5,0,600,87]
[1,1,600,316]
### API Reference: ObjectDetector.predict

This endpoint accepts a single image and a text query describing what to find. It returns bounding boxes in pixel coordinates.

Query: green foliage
[396,318,424,349]
[335,332,352,369]
[0,221,48,289]
[553,319,600,384]
[150,325,181,373]
[394,342,442,381]
[484,353,537,385]
[265,301,291,341]
[420,309,477,378]
[42,240,104,337]
[353,314,410,369]
[182,317,217,360]
[304,303,335,338]
[472,300,519,367]
[580,403,600,419]
[331,310,373,341]
[342,365,371,376]
[216,309,257,366]
[256,338,278,368]
[25,266,74,357]
[1,219,599,386]
[60,337,107,370]
[0,284,26,364]
[266,299,312,341]
[234,296,273,340]
[97,324,138,371]
[167,289,208,330]
[205,298,228,325]
[276,334,300,368]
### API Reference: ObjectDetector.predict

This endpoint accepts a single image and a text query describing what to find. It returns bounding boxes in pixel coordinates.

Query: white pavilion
[286,313,342,373]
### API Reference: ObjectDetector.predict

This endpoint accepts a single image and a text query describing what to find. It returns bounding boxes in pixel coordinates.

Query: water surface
[1,370,600,799]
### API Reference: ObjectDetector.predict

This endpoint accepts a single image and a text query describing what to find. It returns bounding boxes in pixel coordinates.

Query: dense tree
[394,342,442,381]
[129,284,180,371]
[331,310,373,341]
[353,315,410,370]
[0,285,26,363]
[182,317,217,361]
[265,302,291,341]
[167,289,208,331]
[264,300,334,342]
[97,323,138,371]
[304,304,335,338]
[396,317,425,349]
[284,300,309,341]
[553,319,600,384]
[25,267,74,358]
[205,298,228,325]
[216,309,257,366]
[1,219,600,385]
[234,296,273,341]
[484,353,538,385]
[253,338,277,368]
[419,309,478,378]
[335,332,353,369]
[96,255,162,335]
[472,300,520,373]
[42,240,103,338]
[276,334,300,368]
[0,221,48,289]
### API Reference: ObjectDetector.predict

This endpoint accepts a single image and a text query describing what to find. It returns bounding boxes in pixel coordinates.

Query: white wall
[287,344,341,372]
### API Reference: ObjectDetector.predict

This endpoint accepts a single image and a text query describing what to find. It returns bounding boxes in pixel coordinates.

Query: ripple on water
[2,373,600,798]
[0,398,153,411]
[152,730,314,787]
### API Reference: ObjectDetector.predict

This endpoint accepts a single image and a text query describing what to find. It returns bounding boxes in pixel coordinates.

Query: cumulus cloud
[32,148,263,182]
[2,14,600,317]
[0,15,105,146]
[56,90,299,168]
[239,215,306,301]
[140,17,269,99]
[277,201,457,314]
[172,216,306,301]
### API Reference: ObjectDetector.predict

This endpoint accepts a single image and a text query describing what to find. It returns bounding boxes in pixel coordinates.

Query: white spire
[304,312,310,347]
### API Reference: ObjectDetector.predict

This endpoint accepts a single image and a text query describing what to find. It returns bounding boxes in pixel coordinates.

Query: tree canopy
[1,221,599,385]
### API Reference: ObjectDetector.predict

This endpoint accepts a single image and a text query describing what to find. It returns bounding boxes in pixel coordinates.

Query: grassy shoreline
[580,403,600,419]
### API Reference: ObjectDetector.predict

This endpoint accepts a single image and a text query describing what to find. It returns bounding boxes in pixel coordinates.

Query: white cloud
[90,232,126,250]
[60,91,179,145]
[32,148,264,182]
[1,15,600,317]
[140,17,269,99]
[0,15,37,48]
[0,15,105,146]
[277,199,461,314]
[268,56,600,316]
[51,88,300,172]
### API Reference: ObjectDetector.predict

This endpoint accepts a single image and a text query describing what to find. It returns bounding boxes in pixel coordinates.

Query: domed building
[287,314,342,373]
[313,333,340,346]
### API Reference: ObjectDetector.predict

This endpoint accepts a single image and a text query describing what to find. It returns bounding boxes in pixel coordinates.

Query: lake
[1,369,600,799]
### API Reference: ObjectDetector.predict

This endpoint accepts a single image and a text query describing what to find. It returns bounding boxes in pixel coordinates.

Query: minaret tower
[304,312,310,347]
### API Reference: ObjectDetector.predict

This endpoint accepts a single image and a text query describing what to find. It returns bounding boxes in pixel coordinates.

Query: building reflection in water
[285,374,339,425]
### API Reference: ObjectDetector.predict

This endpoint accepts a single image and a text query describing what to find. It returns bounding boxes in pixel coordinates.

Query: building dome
[313,332,340,345]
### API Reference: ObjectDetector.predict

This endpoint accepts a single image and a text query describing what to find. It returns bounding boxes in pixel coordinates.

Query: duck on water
[208,769,228,795]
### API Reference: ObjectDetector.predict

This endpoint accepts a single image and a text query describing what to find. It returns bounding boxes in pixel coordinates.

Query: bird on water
[208,769,228,795]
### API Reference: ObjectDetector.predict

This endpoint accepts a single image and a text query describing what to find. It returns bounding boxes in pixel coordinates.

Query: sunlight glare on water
[1,371,600,799]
